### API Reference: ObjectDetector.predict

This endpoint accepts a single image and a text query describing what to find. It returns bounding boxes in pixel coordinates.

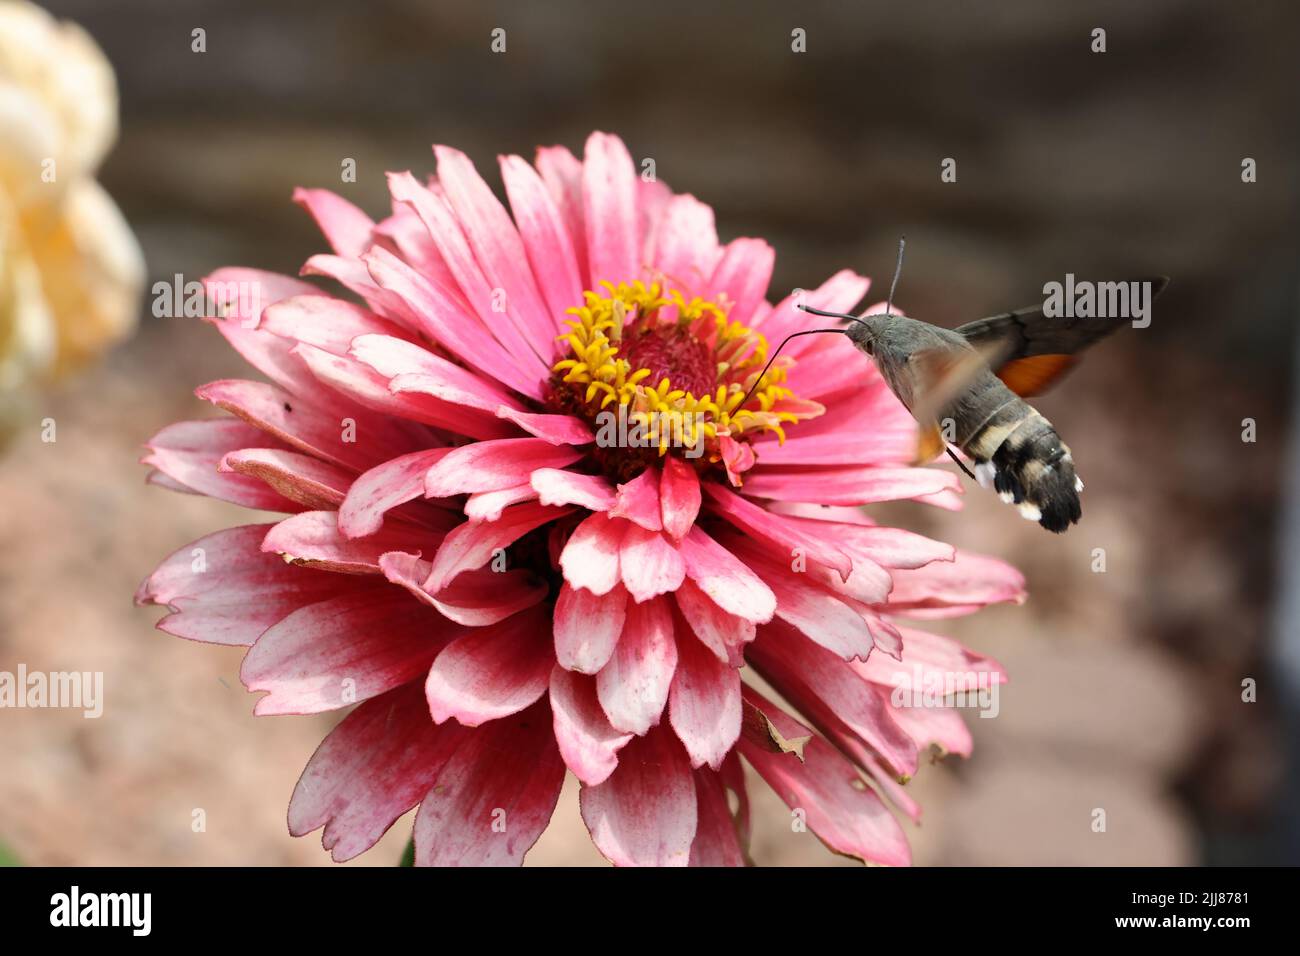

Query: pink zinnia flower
[137,132,1024,866]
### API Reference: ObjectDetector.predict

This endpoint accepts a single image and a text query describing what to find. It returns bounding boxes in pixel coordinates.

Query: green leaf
[398,837,415,867]
[0,839,21,867]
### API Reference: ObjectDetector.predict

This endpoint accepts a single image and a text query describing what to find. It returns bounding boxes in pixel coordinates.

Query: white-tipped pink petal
[288,684,470,862]
[424,503,571,591]
[618,524,686,604]
[135,525,338,646]
[424,606,554,726]
[677,525,775,624]
[553,582,628,674]
[596,596,677,735]
[339,448,456,539]
[673,578,755,666]
[242,586,447,715]
[738,687,911,867]
[423,437,583,499]
[609,468,662,530]
[668,629,742,771]
[261,510,436,574]
[413,700,565,866]
[579,725,697,867]
[531,468,616,511]
[549,665,633,786]
[659,455,701,541]
[558,511,624,595]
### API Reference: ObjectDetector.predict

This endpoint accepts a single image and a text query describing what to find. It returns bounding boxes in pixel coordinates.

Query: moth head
[845,316,877,354]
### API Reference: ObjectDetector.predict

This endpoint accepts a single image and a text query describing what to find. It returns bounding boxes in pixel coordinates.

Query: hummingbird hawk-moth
[754,241,1168,532]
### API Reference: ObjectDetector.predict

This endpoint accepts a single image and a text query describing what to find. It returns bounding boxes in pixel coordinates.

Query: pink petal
[748,622,918,777]
[301,253,421,329]
[423,502,571,591]
[495,406,594,445]
[288,683,470,862]
[886,549,1027,616]
[609,468,662,530]
[535,145,589,284]
[738,687,911,866]
[549,665,633,786]
[261,510,438,574]
[413,700,565,866]
[887,700,974,757]
[423,438,582,498]
[242,585,448,715]
[553,582,628,674]
[558,511,624,595]
[677,526,776,624]
[758,269,871,344]
[195,378,416,472]
[579,725,697,867]
[387,172,550,379]
[741,465,962,506]
[293,187,375,257]
[618,524,685,603]
[704,483,851,580]
[296,342,514,441]
[499,153,585,327]
[855,625,1007,693]
[338,449,457,539]
[424,605,554,726]
[669,628,742,770]
[738,546,876,661]
[582,131,639,286]
[434,145,556,362]
[258,294,414,357]
[220,447,350,510]
[659,455,701,541]
[380,553,548,627]
[350,332,521,414]
[647,194,721,298]
[363,246,543,400]
[673,579,755,666]
[596,596,677,735]
[135,524,338,646]
[142,419,299,511]
[707,238,774,328]
[531,468,616,512]
[688,769,746,867]
[464,484,540,522]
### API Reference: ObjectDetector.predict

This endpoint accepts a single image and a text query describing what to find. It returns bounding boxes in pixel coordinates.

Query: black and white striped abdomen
[956,388,1084,533]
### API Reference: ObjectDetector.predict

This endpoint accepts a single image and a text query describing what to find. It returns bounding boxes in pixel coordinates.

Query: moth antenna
[798,305,869,325]
[735,327,846,412]
[886,235,905,316]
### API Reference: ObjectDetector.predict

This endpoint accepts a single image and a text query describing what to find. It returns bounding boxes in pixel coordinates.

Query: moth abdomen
[962,400,1083,533]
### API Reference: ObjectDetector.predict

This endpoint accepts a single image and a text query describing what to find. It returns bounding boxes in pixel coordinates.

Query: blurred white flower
[0,0,142,405]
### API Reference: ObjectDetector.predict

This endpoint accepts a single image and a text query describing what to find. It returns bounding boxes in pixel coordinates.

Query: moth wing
[913,419,947,465]
[905,341,1006,425]
[955,276,1169,396]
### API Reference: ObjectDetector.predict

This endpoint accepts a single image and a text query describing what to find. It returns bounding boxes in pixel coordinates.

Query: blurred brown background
[1,0,1297,865]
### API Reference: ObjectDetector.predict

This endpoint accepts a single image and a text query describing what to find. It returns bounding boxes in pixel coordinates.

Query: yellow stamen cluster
[552,280,810,455]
